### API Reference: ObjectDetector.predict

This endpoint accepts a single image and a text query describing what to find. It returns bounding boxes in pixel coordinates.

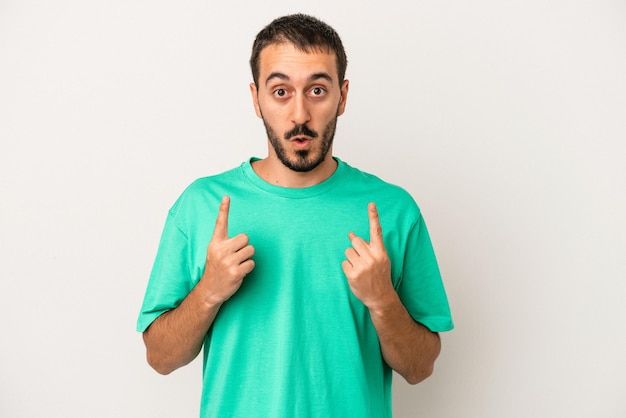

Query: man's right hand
[199,196,255,306]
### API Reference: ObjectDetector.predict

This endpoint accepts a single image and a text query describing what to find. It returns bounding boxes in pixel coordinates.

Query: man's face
[251,43,349,172]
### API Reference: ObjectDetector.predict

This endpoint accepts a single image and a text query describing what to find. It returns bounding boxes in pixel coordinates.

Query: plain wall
[1,1,625,417]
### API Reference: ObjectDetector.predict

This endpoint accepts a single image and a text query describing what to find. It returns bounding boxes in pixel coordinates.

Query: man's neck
[251,155,338,188]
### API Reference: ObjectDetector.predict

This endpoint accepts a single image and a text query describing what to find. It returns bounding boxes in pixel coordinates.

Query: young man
[138,14,453,417]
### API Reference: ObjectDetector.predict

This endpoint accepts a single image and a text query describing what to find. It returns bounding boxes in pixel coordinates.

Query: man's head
[250,14,349,174]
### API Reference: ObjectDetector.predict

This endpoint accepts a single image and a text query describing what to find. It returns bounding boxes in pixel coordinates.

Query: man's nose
[290,94,311,125]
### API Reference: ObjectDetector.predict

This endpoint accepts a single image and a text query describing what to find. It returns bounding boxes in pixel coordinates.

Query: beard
[262,115,338,173]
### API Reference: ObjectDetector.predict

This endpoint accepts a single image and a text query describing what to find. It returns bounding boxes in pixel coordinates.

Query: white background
[1,1,625,417]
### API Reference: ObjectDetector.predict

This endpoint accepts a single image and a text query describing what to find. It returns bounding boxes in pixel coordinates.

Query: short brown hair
[250,14,348,85]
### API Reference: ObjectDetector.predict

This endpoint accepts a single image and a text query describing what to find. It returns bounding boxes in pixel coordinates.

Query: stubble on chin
[263,118,337,173]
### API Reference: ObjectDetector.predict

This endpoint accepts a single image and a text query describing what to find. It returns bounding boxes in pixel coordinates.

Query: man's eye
[274,89,287,97]
[311,87,325,96]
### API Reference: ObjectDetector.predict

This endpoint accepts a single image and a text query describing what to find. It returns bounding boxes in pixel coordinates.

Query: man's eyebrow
[264,72,335,86]
[265,72,289,86]
[310,72,334,85]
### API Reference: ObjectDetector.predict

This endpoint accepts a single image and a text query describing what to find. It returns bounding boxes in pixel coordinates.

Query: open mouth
[292,136,311,144]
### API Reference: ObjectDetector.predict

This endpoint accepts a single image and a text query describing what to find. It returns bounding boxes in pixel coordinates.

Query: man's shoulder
[168,162,248,214]
[188,163,244,190]
[337,160,422,223]
[339,160,416,200]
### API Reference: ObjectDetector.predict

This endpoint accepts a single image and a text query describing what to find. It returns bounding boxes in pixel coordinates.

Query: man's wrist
[190,280,224,312]
[366,288,401,318]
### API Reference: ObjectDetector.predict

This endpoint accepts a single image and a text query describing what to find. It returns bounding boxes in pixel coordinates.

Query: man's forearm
[142,285,222,375]
[142,196,255,375]
[342,203,442,384]
[369,292,441,385]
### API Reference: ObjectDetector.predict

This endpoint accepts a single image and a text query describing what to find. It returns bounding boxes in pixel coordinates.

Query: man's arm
[142,287,222,375]
[367,292,441,384]
[342,203,441,384]
[143,196,255,375]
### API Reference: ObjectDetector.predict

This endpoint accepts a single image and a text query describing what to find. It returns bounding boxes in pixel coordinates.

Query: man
[138,14,453,417]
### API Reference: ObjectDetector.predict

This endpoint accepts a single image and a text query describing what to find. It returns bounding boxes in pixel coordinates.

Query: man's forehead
[258,42,339,83]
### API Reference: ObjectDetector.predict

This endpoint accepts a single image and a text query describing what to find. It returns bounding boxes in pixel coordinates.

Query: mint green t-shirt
[137,158,453,417]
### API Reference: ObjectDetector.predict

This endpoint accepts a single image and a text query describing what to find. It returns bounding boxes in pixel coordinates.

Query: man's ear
[337,79,349,116]
[250,83,263,119]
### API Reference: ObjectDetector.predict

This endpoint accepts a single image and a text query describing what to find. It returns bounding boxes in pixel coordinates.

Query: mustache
[284,124,318,140]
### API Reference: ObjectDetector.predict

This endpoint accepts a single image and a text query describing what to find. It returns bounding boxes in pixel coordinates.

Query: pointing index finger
[212,196,230,240]
[368,202,384,248]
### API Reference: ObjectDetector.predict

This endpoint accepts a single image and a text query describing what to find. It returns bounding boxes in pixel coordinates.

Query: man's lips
[292,136,311,142]
[284,124,318,141]
[291,136,312,148]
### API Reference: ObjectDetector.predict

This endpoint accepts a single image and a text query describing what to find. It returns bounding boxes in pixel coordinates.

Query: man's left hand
[342,203,395,310]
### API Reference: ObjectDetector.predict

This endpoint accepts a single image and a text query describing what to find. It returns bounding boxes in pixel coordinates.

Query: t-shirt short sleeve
[397,214,454,333]
[136,211,193,332]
